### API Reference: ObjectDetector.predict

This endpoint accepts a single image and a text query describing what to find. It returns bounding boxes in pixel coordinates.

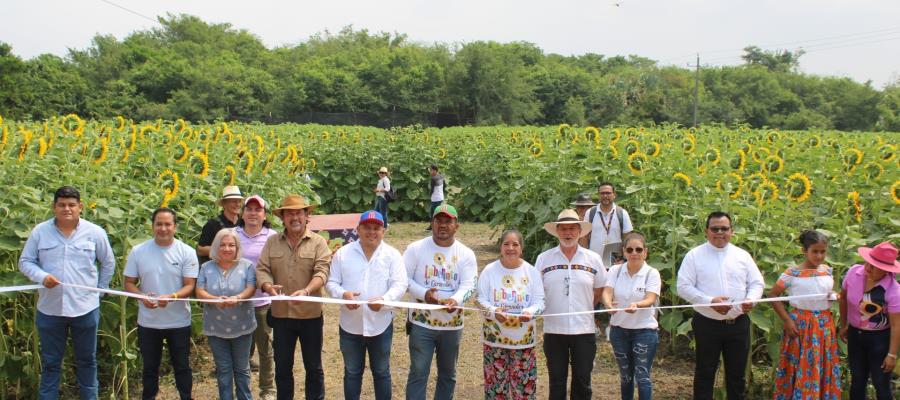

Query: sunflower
[745,172,769,193]
[648,142,661,157]
[879,144,896,163]
[785,173,812,203]
[557,124,572,137]
[321,131,330,141]
[224,166,236,186]
[807,135,821,147]
[62,113,85,136]
[682,134,696,154]
[584,126,600,144]
[115,116,126,131]
[751,146,770,164]
[502,275,515,288]
[159,170,179,208]
[438,148,447,159]
[763,155,784,174]
[242,151,255,175]
[863,162,884,180]
[192,151,210,177]
[609,129,622,145]
[766,130,781,145]
[716,172,744,199]
[847,191,862,223]
[891,180,900,205]
[174,140,190,163]
[673,172,692,187]
[92,137,109,165]
[1,125,8,146]
[37,137,48,158]
[529,140,544,157]
[625,139,641,156]
[753,181,779,206]
[627,152,649,174]
[844,148,863,167]
[705,148,721,165]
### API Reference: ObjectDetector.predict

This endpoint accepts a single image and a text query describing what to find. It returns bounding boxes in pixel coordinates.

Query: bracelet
[888,353,897,359]
[172,293,178,299]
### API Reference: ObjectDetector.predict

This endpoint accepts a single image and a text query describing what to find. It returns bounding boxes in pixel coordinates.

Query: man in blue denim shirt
[18,186,116,400]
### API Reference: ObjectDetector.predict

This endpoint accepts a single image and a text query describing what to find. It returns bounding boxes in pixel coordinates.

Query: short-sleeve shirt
[430,174,445,202]
[842,264,900,331]
[197,259,257,338]
[236,226,278,308]
[605,263,661,330]
[476,260,545,349]
[197,213,238,265]
[536,246,606,335]
[124,239,199,329]
[376,177,391,199]
[773,265,834,311]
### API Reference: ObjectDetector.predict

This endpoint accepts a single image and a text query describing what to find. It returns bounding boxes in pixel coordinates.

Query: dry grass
[147,222,694,399]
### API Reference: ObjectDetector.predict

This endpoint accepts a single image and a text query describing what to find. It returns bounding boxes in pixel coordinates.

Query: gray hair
[209,228,243,264]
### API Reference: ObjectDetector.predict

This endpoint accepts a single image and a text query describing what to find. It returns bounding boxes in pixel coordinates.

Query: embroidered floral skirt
[483,344,537,400]
[773,309,841,400]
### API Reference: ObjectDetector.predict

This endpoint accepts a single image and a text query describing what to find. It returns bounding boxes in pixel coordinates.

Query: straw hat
[273,195,316,218]
[543,209,592,238]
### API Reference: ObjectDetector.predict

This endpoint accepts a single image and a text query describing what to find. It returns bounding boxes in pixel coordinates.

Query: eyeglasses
[599,192,614,196]
[625,247,644,254]
[709,226,731,233]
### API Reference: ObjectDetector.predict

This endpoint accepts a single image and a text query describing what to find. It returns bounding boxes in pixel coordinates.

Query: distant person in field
[236,195,279,400]
[537,209,607,400]
[256,194,332,400]
[19,186,116,400]
[476,229,545,400]
[123,207,199,400]
[770,230,840,399]
[570,193,595,222]
[326,210,407,400]
[425,164,445,231]
[404,204,478,400]
[197,185,243,265]
[677,211,764,400]
[582,182,633,268]
[373,166,391,228]
[839,241,900,400]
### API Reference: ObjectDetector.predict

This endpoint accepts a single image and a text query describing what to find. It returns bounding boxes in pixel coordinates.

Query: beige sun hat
[215,186,244,206]
[273,194,316,218]
[543,209,592,238]
[378,166,389,174]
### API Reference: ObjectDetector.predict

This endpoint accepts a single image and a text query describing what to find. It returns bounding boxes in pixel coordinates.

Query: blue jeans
[339,326,393,400]
[208,334,253,400]
[429,201,443,219]
[374,196,389,227]
[138,325,192,400]
[36,307,100,400]
[406,324,462,400]
[609,326,658,400]
[848,327,893,400]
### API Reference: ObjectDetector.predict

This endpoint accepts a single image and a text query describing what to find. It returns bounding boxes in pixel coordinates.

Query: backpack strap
[615,206,624,240]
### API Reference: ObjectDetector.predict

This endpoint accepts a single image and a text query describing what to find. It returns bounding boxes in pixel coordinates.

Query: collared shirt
[19,218,116,317]
[197,212,238,265]
[405,237,478,331]
[236,226,278,308]
[477,260,545,349]
[584,204,633,267]
[325,240,408,337]
[677,242,765,320]
[843,264,900,331]
[197,259,257,338]
[774,265,834,311]
[256,229,331,319]
[536,246,606,335]
[123,238,199,329]
[376,177,391,199]
[605,262,661,330]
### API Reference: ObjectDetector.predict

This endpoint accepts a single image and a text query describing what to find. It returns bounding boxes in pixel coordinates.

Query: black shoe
[424,226,432,231]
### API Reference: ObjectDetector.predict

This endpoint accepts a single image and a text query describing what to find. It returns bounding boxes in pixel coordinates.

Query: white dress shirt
[326,240,408,337]
[676,242,765,320]
[536,246,606,335]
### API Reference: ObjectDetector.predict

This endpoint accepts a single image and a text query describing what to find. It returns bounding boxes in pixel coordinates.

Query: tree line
[0,14,897,131]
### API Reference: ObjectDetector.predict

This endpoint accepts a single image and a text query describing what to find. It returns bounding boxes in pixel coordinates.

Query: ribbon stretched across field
[536,293,833,318]
[0,284,41,294]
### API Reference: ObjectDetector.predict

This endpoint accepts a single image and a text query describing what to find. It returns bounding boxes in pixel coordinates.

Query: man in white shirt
[536,209,607,400]
[326,210,407,400]
[404,204,477,400]
[123,208,199,400]
[676,211,764,400]
[582,182,633,268]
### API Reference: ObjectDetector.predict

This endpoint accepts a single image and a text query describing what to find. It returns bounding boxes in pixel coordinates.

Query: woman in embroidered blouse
[770,230,841,400]
[196,229,257,400]
[839,241,900,400]
[476,230,545,400]
[600,232,661,400]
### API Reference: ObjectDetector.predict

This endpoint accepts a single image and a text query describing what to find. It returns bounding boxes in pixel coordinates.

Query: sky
[3,0,899,88]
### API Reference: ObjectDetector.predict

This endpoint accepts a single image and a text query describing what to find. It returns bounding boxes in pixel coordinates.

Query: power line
[97,0,160,24]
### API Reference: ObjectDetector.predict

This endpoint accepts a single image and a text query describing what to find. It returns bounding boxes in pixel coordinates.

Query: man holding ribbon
[19,186,116,400]
[676,211,764,400]
[123,207,199,400]
[256,194,332,400]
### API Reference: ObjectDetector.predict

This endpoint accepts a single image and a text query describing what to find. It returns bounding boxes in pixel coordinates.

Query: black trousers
[543,333,596,400]
[848,327,893,399]
[267,313,325,400]
[691,314,750,400]
[137,325,192,400]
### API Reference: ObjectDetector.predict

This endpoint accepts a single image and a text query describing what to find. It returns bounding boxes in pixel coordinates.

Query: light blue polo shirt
[123,239,199,329]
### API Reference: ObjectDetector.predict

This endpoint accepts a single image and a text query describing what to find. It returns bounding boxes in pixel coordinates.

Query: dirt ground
[146,222,695,399]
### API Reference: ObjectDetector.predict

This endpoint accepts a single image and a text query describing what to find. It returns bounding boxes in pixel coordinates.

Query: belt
[698,313,747,325]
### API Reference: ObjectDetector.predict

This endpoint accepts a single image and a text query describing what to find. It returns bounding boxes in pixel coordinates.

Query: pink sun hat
[858,242,900,273]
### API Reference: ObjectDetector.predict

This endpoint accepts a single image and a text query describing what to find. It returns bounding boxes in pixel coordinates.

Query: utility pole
[692,53,699,128]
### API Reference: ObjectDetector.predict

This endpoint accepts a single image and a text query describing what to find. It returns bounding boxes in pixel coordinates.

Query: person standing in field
[197,186,243,265]
[19,186,116,400]
[123,207,199,400]
[582,182,633,268]
[770,230,841,399]
[373,167,391,228]
[477,229,545,399]
[404,203,478,400]
[236,195,279,400]
[425,164,445,231]
[677,211,764,400]
[536,209,607,400]
[571,193,595,223]
[256,194,332,400]
[326,210,407,400]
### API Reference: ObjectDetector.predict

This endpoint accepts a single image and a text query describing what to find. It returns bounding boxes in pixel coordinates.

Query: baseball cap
[432,203,458,219]
[244,195,267,209]
[358,210,386,227]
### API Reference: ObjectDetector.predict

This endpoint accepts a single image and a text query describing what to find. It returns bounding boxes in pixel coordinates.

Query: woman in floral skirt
[771,230,841,399]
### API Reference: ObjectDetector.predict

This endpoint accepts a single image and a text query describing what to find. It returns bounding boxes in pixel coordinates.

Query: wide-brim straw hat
[215,186,244,206]
[273,194,316,218]
[570,193,595,207]
[378,166,389,174]
[543,209,592,239]
[859,242,900,273]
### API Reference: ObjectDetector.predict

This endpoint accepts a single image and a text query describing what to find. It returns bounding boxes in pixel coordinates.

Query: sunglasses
[625,247,644,254]
[709,226,731,233]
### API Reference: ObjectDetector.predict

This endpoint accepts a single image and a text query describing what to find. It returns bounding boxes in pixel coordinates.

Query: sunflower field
[0,114,897,397]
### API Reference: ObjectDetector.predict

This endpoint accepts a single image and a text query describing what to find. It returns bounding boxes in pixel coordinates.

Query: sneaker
[424,226,432,231]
